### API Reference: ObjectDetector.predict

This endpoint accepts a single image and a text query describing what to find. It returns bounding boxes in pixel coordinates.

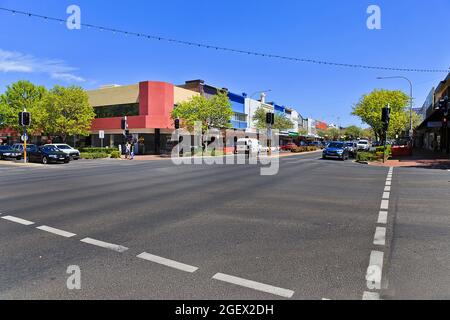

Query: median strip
[36,225,76,238]
[212,273,294,298]
[1,215,34,226]
[137,252,198,273]
[80,237,128,253]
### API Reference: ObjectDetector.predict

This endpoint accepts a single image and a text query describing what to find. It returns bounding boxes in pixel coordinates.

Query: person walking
[125,142,131,159]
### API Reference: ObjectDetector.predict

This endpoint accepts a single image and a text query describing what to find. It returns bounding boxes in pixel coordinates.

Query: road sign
[21,134,28,142]
[99,130,105,139]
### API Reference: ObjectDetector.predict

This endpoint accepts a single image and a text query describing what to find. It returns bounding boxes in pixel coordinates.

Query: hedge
[291,146,319,153]
[356,152,378,162]
[110,151,121,159]
[80,152,110,159]
[79,147,119,154]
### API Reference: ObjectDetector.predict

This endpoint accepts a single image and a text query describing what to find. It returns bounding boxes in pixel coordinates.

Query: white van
[236,138,262,155]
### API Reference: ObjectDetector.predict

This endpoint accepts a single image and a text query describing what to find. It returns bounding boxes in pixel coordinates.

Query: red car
[280,143,298,151]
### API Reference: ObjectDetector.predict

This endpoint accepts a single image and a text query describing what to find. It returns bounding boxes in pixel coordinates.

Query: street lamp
[377,76,414,138]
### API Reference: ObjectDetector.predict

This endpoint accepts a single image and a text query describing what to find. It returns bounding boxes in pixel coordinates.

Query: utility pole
[382,104,391,163]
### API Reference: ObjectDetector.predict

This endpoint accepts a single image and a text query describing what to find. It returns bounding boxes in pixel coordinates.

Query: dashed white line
[378,211,388,225]
[363,291,380,300]
[384,186,391,192]
[373,227,387,246]
[382,192,390,200]
[212,273,294,298]
[385,181,392,186]
[80,237,128,253]
[366,251,384,290]
[1,215,34,226]
[137,252,198,273]
[380,200,389,210]
[36,226,76,238]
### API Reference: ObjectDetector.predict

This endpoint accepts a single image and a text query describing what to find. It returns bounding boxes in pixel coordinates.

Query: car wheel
[42,156,48,165]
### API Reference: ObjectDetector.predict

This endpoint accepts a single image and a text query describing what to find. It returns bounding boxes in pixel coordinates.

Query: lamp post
[377,76,414,138]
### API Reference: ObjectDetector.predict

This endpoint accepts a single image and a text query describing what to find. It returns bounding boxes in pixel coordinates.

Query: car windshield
[43,146,59,152]
[56,145,71,150]
[328,143,344,148]
[359,141,368,145]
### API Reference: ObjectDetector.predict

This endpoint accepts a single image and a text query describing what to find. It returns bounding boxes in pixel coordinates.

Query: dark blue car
[322,142,350,161]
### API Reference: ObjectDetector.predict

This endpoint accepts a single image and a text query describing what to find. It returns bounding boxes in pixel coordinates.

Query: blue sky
[0,0,449,127]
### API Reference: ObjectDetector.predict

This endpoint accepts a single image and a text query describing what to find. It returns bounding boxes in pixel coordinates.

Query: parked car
[0,145,22,160]
[322,141,350,161]
[236,138,261,155]
[310,141,326,149]
[280,142,298,152]
[45,144,80,160]
[27,145,70,164]
[11,143,37,153]
[345,142,358,158]
[357,139,371,151]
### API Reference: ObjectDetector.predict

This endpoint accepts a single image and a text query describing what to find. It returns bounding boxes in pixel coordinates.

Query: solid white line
[363,291,380,300]
[385,181,392,186]
[378,211,388,225]
[212,273,294,298]
[373,227,387,246]
[36,225,76,238]
[1,215,34,226]
[80,237,128,253]
[366,251,384,290]
[137,252,198,273]
[384,186,391,192]
[382,192,390,200]
[380,200,389,210]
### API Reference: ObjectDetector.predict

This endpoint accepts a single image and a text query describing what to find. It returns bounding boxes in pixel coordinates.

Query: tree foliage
[253,106,294,131]
[43,86,95,142]
[352,89,410,139]
[0,80,47,135]
[171,92,233,132]
[344,125,363,139]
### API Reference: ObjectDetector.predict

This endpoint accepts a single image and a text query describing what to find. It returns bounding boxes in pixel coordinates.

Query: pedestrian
[130,144,135,160]
[125,142,131,159]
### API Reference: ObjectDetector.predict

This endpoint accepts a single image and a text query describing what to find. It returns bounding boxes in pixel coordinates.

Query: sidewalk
[370,149,450,169]
[118,150,322,161]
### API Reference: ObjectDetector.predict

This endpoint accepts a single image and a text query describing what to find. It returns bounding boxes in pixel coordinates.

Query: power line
[1,6,449,74]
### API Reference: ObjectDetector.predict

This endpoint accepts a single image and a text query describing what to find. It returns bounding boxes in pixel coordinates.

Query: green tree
[344,125,363,140]
[298,127,308,136]
[328,128,342,140]
[0,80,47,135]
[252,107,294,131]
[171,92,233,132]
[352,89,410,140]
[43,85,95,142]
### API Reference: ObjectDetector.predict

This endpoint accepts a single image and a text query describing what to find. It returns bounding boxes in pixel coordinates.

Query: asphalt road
[0,152,448,300]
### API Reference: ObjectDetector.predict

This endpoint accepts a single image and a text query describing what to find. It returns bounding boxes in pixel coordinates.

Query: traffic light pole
[23,126,27,164]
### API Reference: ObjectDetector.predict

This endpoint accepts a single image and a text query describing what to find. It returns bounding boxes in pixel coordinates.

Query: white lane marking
[373,227,387,246]
[80,238,128,253]
[1,215,34,226]
[322,298,331,300]
[382,192,390,200]
[380,200,389,210]
[212,273,294,298]
[366,251,384,290]
[137,252,198,273]
[363,291,380,300]
[36,225,76,238]
[385,181,392,186]
[378,211,388,224]
[386,178,392,182]
[384,186,391,192]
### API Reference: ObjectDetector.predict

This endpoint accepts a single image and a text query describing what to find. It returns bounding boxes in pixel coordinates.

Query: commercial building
[86,81,199,155]
[415,73,450,154]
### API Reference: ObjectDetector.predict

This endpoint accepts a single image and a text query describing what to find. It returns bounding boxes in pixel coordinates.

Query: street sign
[21,134,28,142]
[427,121,442,128]
[99,130,105,139]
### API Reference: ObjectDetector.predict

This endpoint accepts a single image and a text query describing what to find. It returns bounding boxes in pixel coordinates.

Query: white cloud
[0,49,85,82]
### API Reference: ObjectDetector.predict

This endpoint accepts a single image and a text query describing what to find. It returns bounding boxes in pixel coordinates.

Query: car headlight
[337,150,343,154]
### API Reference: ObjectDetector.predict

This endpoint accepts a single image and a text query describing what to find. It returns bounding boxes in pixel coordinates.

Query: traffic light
[121,117,128,130]
[174,119,180,130]
[19,112,31,126]
[266,112,275,125]
[381,106,390,130]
